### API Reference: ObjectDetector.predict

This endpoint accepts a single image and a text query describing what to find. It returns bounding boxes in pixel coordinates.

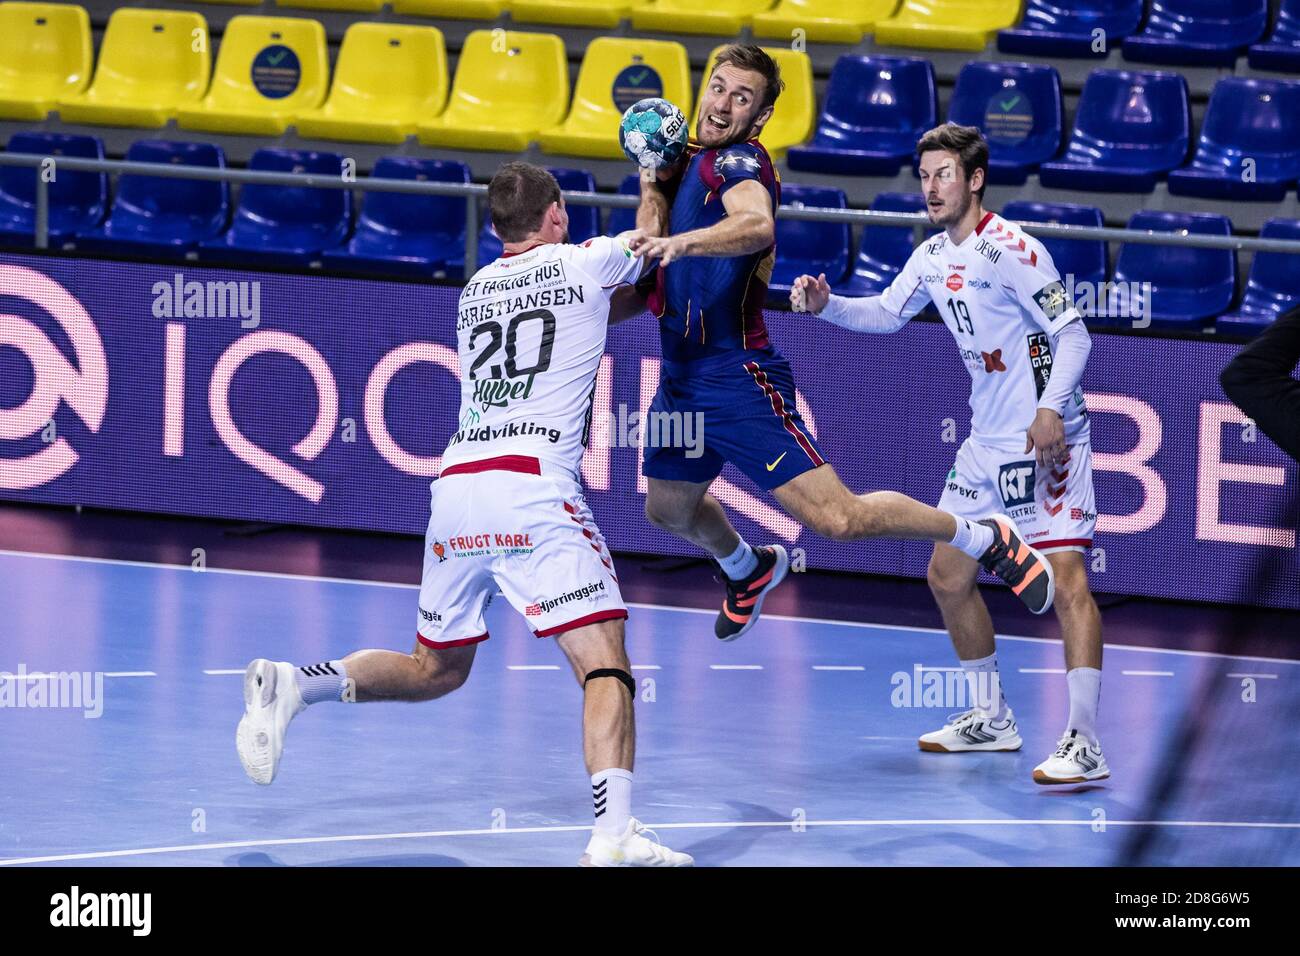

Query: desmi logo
[0,265,108,489]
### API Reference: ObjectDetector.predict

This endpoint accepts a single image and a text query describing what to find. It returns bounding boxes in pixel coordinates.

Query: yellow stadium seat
[274,0,384,11]
[632,0,774,36]
[511,0,650,28]
[295,24,447,144]
[752,0,898,44]
[416,30,568,153]
[0,2,91,121]
[694,44,813,160]
[875,0,1021,51]
[390,0,507,18]
[176,16,328,136]
[538,37,690,160]
[58,9,210,128]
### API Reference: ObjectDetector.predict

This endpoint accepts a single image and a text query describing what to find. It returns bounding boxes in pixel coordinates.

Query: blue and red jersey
[647,139,780,366]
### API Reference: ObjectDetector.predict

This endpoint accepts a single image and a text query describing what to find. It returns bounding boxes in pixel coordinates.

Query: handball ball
[619,98,689,170]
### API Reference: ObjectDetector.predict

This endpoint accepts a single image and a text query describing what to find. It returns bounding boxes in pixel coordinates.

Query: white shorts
[416,459,626,649]
[937,437,1097,554]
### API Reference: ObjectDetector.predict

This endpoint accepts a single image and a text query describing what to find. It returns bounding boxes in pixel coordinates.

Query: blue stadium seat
[321,158,469,277]
[998,1,1144,59]
[1248,0,1300,72]
[202,148,351,266]
[1038,69,1190,193]
[1001,201,1106,315]
[0,131,106,244]
[76,140,227,257]
[947,62,1062,186]
[786,55,936,176]
[1167,78,1300,202]
[768,184,850,299]
[605,174,639,236]
[1122,0,1268,67]
[835,191,928,298]
[1110,210,1235,330]
[466,167,601,274]
[1217,218,1300,334]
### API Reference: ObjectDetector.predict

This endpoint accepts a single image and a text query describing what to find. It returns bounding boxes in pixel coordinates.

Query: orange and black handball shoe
[976,515,1056,615]
[714,545,790,642]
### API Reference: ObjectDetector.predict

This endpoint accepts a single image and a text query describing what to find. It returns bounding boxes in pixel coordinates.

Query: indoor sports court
[2,0,1299,881]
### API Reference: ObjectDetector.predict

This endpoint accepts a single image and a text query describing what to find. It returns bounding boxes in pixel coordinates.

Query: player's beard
[561,230,570,244]
[929,191,972,230]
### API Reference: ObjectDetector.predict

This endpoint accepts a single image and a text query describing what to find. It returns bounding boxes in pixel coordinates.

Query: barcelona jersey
[647,139,780,365]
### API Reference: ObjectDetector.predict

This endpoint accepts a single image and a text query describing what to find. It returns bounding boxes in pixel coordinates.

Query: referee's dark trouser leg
[1220,304,1300,464]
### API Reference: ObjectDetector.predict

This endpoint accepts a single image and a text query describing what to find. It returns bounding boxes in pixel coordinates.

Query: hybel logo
[998,461,1036,507]
[0,266,108,489]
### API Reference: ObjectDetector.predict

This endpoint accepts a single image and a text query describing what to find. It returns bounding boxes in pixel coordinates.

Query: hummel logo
[766,452,787,472]
[956,721,996,745]
[981,349,1007,373]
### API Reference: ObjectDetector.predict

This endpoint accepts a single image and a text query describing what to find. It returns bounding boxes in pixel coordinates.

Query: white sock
[948,515,995,558]
[717,539,758,580]
[1066,666,1102,747]
[295,661,349,705]
[592,769,633,835]
[961,652,1008,721]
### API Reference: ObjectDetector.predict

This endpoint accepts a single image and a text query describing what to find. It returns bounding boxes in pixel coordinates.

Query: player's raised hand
[1025,408,1067,467]
[790,273,831,314]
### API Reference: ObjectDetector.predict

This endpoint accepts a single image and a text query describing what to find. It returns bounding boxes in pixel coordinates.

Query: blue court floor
[1,549,1297,867]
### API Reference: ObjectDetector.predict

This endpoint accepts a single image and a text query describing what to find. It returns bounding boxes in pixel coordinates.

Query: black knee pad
[584,668,636,698]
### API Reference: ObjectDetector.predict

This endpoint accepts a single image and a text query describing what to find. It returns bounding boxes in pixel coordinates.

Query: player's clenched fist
[790,273,831,314]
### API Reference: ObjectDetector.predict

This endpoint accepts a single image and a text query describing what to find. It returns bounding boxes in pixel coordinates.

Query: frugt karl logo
[998,461,1036,508]
[0,265,108,490]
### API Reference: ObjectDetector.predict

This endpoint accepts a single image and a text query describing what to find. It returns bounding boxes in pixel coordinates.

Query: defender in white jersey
[792,124,1109,785]
[236,163,691,866]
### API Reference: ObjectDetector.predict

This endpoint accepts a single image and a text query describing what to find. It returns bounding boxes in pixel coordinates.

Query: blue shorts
[641,348,828,491]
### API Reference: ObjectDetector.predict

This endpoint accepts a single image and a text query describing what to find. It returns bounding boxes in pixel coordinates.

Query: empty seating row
[200,0,1300,63]
[0,133,604,275]
[0,6,813,157]
[791,59,1300,200]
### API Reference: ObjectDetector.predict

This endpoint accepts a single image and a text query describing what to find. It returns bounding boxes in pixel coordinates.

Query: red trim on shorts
[975,211,995,235]
[1036,538,1092,550]
[743,361,825,467]
[417,631,489,649]
[533,609,628,638]
[440,455,541,478]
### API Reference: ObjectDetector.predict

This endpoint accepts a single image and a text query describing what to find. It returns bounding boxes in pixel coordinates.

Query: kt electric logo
[0,265,108,489]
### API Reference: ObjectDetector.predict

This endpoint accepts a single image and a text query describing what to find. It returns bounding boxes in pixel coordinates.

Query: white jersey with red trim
[442,236,643,479]
[877,211,1091,451]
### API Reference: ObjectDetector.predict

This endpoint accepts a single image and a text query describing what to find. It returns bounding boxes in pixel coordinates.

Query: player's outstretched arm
[629,180,774,265]
[792,276,914,335]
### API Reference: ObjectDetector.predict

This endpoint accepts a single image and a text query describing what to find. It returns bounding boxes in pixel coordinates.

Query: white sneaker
[236,659,305,785]
[918,708,1023,752]
[579,818,694,867]
[1033,730,1110,784]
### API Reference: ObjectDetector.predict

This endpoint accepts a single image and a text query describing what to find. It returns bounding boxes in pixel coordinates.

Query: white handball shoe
[579,818,694,867]
[918,707,1023,753]
[1032,730,1110,784]
[236,659,305,785]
